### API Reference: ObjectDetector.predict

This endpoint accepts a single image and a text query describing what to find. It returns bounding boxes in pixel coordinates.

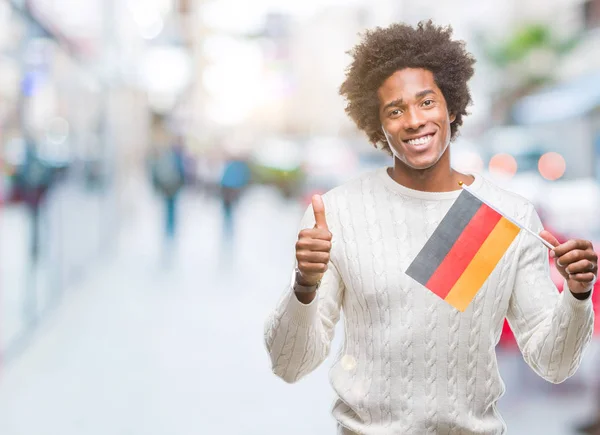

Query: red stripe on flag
[425,204,502,299]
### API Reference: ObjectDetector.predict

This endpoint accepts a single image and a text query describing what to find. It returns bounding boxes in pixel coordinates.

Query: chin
[400,154,442,171]
[409,162,437,171]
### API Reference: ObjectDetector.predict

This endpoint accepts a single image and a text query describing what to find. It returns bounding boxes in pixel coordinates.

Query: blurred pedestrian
[574,347,600,434]
[12,138,55,324]
[219,156,250,239]
[13,140,54,262]
[150,137,186,246]
[576,411,600,434]
[264,21,597,435]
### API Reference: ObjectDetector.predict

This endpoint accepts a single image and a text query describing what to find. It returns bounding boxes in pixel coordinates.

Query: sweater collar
[377,166,483,200]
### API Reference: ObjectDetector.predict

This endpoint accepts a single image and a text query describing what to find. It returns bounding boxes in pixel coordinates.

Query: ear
[449,113,456,123]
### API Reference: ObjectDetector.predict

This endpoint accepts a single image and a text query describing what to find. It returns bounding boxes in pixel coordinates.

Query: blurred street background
[1,0,600,434]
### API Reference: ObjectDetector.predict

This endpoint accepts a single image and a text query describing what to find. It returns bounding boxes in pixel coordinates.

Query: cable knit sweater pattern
[264,167,594,435]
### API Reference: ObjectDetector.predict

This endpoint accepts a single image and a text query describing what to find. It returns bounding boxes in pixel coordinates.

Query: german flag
[406,189,520,312]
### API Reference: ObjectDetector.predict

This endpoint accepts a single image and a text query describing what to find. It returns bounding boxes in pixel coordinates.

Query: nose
[404,107,426,131]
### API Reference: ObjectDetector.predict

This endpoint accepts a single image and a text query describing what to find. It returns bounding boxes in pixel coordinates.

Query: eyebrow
[382,89,436,111]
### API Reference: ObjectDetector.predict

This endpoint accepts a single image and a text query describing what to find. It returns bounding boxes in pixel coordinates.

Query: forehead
[377,68,440,103]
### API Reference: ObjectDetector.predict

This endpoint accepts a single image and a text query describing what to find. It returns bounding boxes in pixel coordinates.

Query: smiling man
[264,21,597,434]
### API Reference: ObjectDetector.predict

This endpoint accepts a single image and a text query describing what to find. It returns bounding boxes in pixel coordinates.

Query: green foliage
[478,23,581,68]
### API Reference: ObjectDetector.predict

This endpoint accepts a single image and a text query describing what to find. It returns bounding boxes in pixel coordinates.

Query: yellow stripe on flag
[444,217,520,312]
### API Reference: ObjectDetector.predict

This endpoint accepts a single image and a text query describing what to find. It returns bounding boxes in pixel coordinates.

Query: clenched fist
[295,195,333,288]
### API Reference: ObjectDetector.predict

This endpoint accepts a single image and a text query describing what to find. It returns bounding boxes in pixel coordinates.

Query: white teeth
[407,135,433,146]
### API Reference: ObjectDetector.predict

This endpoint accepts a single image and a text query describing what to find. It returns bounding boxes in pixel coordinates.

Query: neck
[390,149,472,192]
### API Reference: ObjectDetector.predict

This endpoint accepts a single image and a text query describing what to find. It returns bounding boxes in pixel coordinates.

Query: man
[150,136,186,244]
[264,21,597,434]
[219,155,251,239]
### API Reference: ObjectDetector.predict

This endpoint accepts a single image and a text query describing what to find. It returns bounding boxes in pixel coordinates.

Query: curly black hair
[339,20,476,155]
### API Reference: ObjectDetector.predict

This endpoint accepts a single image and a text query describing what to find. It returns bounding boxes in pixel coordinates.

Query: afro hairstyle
[339,20,476,154]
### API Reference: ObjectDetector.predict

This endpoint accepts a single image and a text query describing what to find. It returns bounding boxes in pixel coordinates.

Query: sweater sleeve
[506,204,595,384]
[264,204,345,384]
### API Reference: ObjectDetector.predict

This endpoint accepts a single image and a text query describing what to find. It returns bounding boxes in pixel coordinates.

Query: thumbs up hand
[295,195,333,287]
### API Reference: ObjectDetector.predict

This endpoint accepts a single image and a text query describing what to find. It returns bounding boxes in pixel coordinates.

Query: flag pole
[458,181,555,251]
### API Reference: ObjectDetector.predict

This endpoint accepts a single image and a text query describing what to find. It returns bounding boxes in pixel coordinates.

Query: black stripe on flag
[405,190,483,285]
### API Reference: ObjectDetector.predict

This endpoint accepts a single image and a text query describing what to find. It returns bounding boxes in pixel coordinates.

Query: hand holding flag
[406,181,598,311]
[540,231,598,294]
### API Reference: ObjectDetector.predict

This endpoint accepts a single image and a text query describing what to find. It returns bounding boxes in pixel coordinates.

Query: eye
[422,99,434,107]
[389,109,402,118]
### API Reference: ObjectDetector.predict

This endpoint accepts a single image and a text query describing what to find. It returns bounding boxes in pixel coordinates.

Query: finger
[540,230,560,257]
[553,239,593,258]
[556,249,591,268]
[296,238,332,252]
[564,259,597,275]
[296,251,330,264]
[539,230,560,248]
[298,262,329,274]
[299,228,332,242]
[568,272,596,283]
[557,251,597,273]
[312,195,329,230]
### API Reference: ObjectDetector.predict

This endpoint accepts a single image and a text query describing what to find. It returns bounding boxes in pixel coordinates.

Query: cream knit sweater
[264,167,594,435]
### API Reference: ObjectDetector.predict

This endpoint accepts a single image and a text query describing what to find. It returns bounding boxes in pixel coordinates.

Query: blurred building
[508,0,600,181]
[0,0,198,360]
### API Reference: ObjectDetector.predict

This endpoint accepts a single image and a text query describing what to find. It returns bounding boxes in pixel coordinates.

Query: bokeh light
[489,153,518,177]
[45,116,70,145]
[453,150,484,174]
[538,152,566,181]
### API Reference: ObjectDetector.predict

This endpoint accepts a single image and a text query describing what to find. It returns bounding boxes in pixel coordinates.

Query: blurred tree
[476,23,582,124]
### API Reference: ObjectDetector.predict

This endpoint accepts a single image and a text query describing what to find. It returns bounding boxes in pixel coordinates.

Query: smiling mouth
[405,133,435,147]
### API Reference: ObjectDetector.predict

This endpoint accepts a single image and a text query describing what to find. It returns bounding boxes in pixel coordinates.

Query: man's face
[378,68,455,170]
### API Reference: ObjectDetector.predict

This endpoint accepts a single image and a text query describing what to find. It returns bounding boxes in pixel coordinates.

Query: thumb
[312,195,328,229]
[539,230,560,248]
[540,230,560,258]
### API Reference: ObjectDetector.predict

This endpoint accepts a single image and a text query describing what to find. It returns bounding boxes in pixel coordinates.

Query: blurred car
[250,138,304,198]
